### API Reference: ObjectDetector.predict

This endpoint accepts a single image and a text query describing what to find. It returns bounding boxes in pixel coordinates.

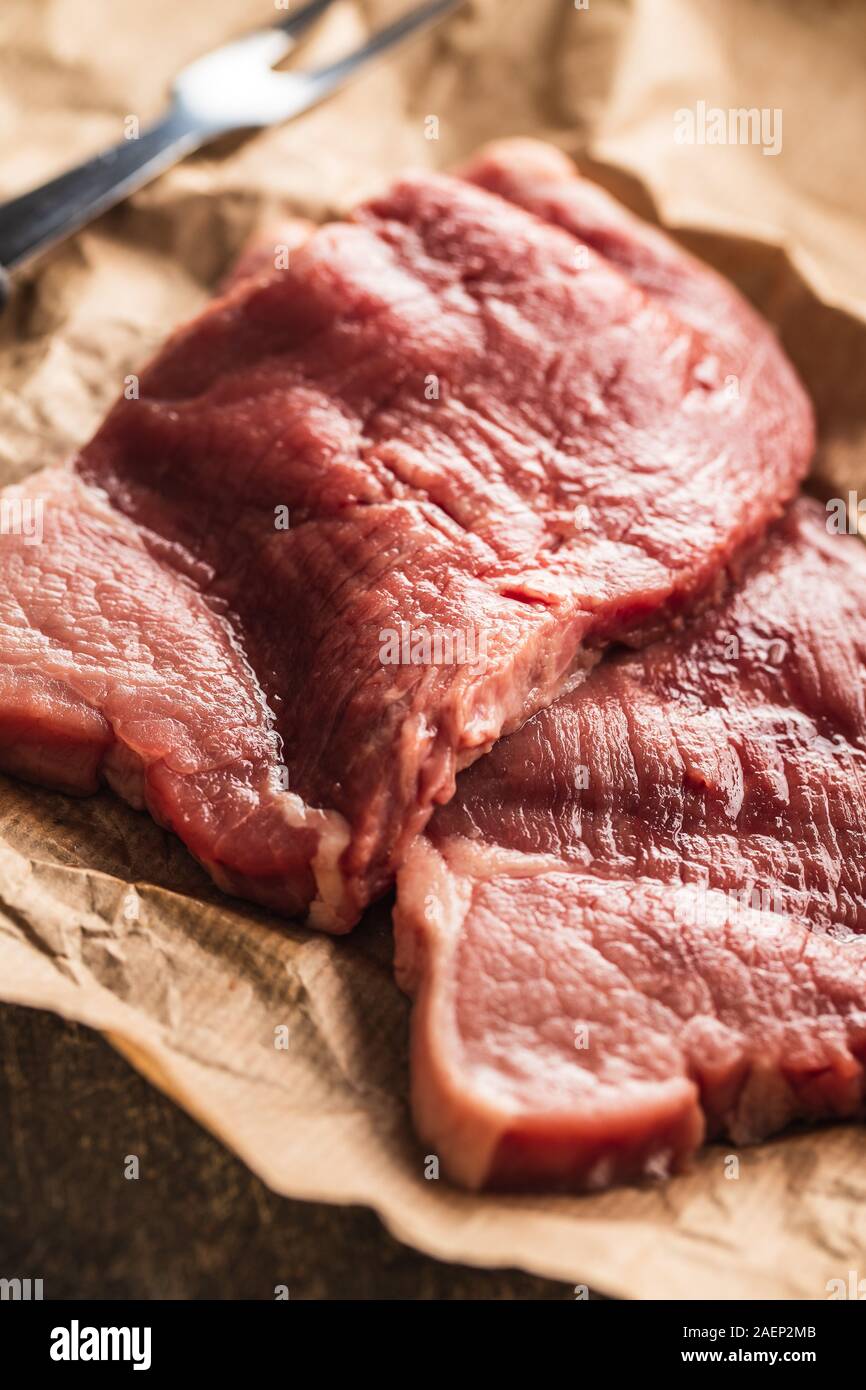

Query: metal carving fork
[0,0,461,303]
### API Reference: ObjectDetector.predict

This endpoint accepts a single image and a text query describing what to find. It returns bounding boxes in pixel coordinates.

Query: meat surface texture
[0,144,812,929]
[394,500,866,1191]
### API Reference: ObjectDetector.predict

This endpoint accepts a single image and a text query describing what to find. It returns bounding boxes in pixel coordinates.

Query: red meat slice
[0,471,340,906]
[217,217,315,295]
[462,138,757,336]
[0,152,812,928]
[394,500,866,1190]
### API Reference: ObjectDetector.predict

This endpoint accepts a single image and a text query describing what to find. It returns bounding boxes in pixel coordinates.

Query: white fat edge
[438,834,568,883]
[272,791,353,933]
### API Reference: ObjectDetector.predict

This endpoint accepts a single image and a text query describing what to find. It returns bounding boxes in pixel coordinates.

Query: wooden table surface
[0,1002,572,1300]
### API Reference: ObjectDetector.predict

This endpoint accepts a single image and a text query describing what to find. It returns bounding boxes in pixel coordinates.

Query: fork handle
[0,104,203,299]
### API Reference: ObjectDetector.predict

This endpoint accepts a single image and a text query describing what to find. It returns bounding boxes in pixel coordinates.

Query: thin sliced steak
[0,154,812,928]
[462,138,759,336]
[395,500,866,1190]
[0,470,340,904]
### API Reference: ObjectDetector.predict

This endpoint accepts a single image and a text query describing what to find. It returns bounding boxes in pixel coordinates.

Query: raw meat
[462,139,756,339]
[0,154,812,928]
[0,470,336,908]
[217,217,315,295]
[395,500,866,1190]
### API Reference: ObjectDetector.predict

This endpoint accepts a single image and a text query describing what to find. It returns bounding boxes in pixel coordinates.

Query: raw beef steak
[461,139,752,337]
[0,153,812,928]
[395,500,866,1190]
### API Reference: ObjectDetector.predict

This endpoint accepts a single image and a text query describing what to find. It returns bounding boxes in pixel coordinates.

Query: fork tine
[175,0,339,81]
[271,0,339,42]
[304,0,461,98]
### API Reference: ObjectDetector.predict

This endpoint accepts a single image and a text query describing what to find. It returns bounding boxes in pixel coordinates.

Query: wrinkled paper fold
[1,0,865,1298]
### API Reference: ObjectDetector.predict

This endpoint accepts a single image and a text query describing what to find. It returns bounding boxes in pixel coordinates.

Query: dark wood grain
[0,1003,572,1300]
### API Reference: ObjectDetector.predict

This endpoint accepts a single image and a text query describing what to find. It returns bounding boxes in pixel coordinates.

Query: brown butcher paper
[1,0,865,1299]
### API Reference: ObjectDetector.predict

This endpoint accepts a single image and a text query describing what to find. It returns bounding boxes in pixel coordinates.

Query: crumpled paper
[1,0,866,1300]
